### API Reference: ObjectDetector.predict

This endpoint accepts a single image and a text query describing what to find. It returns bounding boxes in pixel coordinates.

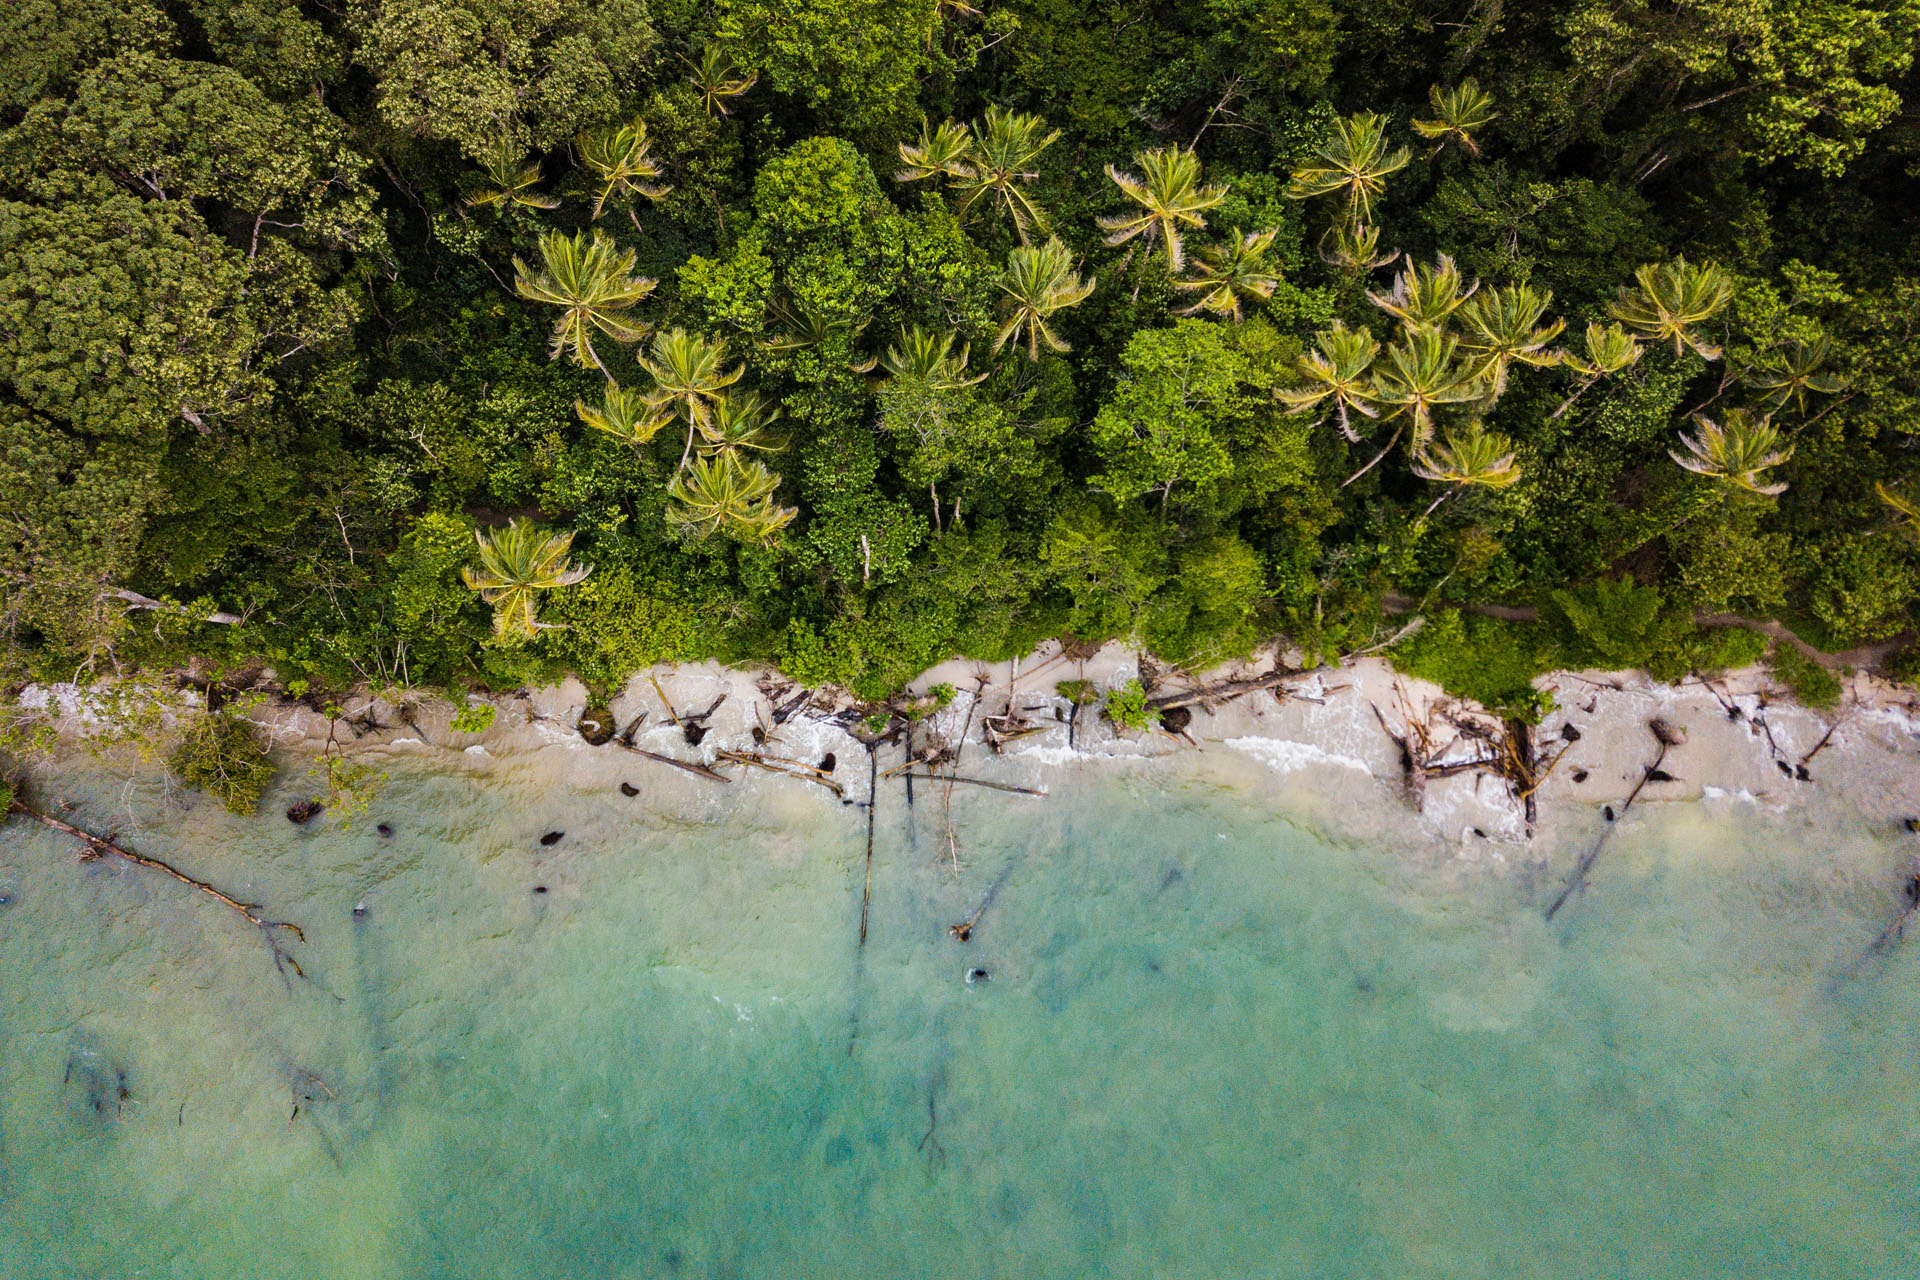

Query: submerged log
[617,745,729,784]
[903,771,1047,797]
[9,800,309,980]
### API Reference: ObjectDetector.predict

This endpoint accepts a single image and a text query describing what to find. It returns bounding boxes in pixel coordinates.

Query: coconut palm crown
[577,118,671,223]
[1670,408,1793,496]
[993,238,1096,360]
[1098,146,1227,270]
[1608,256,1735,360]
[1287,112,1412,222]
[512,231,657,371]
[462,519,593,639]
[1174,228,1280,321]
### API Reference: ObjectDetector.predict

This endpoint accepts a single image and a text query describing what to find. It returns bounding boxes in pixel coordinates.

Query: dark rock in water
[1355,977,1374,994]
[1777,760,1794,776]
[965,967,990,984]
[1603,805,1616,822]
[533,885,549,895]
[1159,866,1184,891]
[375,822,394,838]
[1904,877,1920,909]
[577,705,615,746]
[0,888,13,909]
[1796,764,1812,782]
[62,1036,126,1130]
[1572,770,1589,784]
[539,830,564,847]
[619,781,640,797]
[663,1250,683,1273]
[1646,768,1678,783]
[683,722,709,746]
[1161,705,1193,733]
[1560,723,1583,743]
[351,901,369,919]
[1903,817,1920,834]
[1471,827,1487,839]
[818,752,837,774]
[286,799,323,825]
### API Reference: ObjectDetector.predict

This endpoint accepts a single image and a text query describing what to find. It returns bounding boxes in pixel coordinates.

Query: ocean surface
[2,744,1918,1279]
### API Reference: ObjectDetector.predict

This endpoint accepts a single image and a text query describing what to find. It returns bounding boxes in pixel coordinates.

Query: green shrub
[1768,644,1843,710]
[1103,678,1161,732]
[169,712,276,815]
[1392,610,1556,721]
[449,703,497,734]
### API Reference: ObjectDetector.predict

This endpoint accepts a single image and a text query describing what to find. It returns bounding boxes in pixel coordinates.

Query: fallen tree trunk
[1146,669,1300,713]
[617,744,729,784]
[901,771,1047,797]
[8,800,308,980]
[715,750,846,798]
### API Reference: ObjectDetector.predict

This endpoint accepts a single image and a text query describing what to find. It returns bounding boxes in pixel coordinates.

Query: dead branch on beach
[1145,667,1305,715]
[1369,684,1574,837]
[1544,717,1685,921]
[902,771,1046,797]
[616,743,729,784]
[714,750,846,798]
[8,799,310,981]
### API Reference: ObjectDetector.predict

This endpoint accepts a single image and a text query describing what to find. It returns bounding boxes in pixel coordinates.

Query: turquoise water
[3,749,1919,1278]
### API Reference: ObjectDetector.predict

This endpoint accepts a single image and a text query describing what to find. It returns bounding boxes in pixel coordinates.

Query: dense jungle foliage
[5,0,1920,704]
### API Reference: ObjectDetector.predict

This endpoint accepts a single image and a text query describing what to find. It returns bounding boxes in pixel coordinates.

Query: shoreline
[18,645,1920,852]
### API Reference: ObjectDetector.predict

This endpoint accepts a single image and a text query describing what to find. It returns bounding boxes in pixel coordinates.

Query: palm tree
[512,231,657,371]
[689,46,757,117]
[1276,321,1381,441]
[1173,228,1280,321]
[1552,321,1643,418]
[1749,336,1848,414]
[1318,220,1401,271]
[761,296,875,371]
[696,391,787,457]
[1368,254,1478,331]
[576,118,671,225]
[878,325,989,389]
[576,384,675,450]
[1413,423,1521,517]
[1457,283,1565,395]
[461,519,592,639]
[1411,80,1497,157]
[1608,257,1735,359]
[1098,146,1227,270]
[1287,112,1412,223]
[463,137,561,211]
[637,328,746,466]
[993,238,1096,360]
[1670,408,1793,495]
[952,107,1059,241]
[1876,481,1920,543]
[896,119,975,183]
[666,453,796,544]
[1370,327,1485,440]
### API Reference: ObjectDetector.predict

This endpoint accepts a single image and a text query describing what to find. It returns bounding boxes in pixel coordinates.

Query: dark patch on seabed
[61,1031,131,1133]
[349,896,398,1128]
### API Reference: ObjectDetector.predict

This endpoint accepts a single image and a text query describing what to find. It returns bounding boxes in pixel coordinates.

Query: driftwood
[1544,718,1684,921]
[950,861,1015,942]
[859,747,879,947]
[714,750,846,798]
[905,771,1047,797]
[1145,668,1300,714]
[617,744,729,784]
[8,800,308,980]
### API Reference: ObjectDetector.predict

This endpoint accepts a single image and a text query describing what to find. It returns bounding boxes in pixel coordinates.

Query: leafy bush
[1392,610,1556,721]
[169,712,275,814]
[449,703,497,734]
[1103,678,1161,732]
[1768,644,1843,710]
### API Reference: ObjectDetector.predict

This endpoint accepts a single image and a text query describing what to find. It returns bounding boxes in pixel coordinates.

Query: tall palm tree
[666,453,796,544]
[993,238,1096,360]
[896,119,975,183]
[1552,321,1643,418]
[461,519,593,639]
[696,391,787,457]
[952,107,1059,241]
[1173,228,1280,321]
[1749,336,1848,414]
[1670,409,1793,495]
[1608,257,1735,359]
[1277,321,1381,441]
[463,137,561,211]
[636,328,746,466]
[689,46,757,117]
[1411,80,1497,157]
[1318,220,1401,271]
[575,384,674,450]
[1877,481,1920,543]
[1098,146,1227,270]
[1287,112,1411,223]
[576,118,671,225]
[1368,253,1478,331]
[512,231,657,371]
[1413,423,1521,517]
[1370,327,1485,440]
[1457,283,1565,395]
[878,325,989,389]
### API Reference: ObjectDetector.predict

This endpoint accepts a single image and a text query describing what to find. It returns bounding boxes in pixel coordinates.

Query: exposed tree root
[8,799,309,981]
[1544,718,1684,921]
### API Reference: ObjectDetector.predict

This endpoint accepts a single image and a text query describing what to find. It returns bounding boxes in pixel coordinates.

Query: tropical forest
[7,0,1920,712]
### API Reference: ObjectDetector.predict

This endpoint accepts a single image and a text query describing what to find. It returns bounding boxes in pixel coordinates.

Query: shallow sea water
[2,747,1919,1279]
